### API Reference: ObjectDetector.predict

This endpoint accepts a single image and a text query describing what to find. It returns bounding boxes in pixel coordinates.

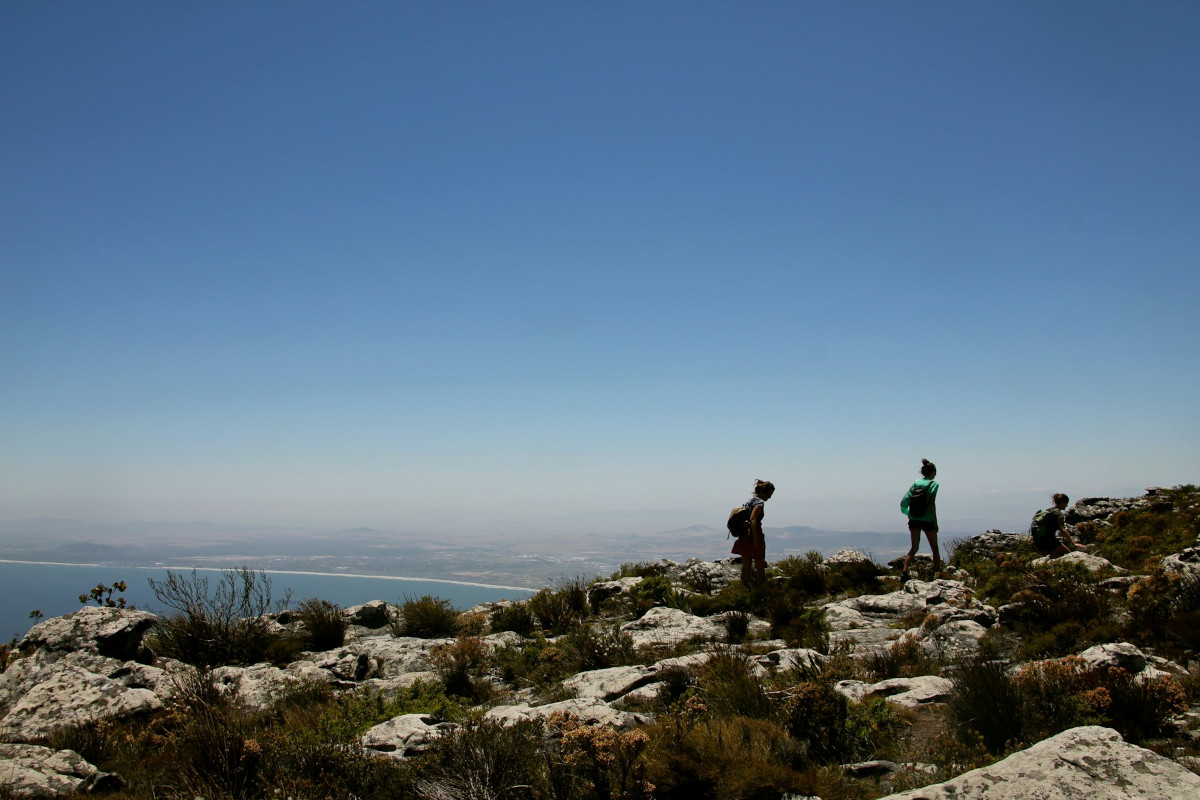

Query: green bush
[490,600,537,636]
[825,557,886,597]
[1000,560,1118,659]
[296,597,348,651]
[147,567,281,667]
[429,635,494,703]
[766,594,829,651]
[564,623,638,672]
[1092,485,1200,570]
[778,680,848,764]
[1125,569,1200,657]
[417,717,548,799]
[946,655,1028,754]
[696,648,773,719]
[773,552,828,598]
[528,579,591,635]
[393,594,461,638]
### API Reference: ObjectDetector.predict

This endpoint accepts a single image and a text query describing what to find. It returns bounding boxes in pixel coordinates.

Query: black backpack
[726,504,751,538]
[907,482,932,517]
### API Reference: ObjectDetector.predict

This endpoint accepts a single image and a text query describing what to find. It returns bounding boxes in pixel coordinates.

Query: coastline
[0,559,534,594]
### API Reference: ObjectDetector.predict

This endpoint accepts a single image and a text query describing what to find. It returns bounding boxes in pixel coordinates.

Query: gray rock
[953,530,1029,560]
[19,607,157,662]
[1077,642,1147,675]
[762,648,827,674]
[361,713,451,759]
[825,548,873,565]
[562,665,655,701]
[1162,547,1200,578]
[484,697,651,731]
[835,676,953,710]
[620,607,726,647]
[0,743,121,797]
[879,725,1200,799]
[345,600,391,629]
[209,664,301,710]
[678,559,741,594]
[1032,551,1121,573]
[1067,497,1149,525]
[587,577,643,609]
[843,759,900,778]
[918,619,990,660]
[0,665,163,742]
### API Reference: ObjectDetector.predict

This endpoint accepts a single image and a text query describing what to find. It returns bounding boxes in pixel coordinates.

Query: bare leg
[926,531,942,572]
[903,525,921,572]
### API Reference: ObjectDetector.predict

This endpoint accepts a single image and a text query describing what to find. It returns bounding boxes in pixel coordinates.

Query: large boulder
[0,665,163,742]
[620,607,726,647]
[485,697,651,732]
[835,676,954,710]
[0,743,122,797]
[880,725,1200,799]
[361,713,452,760]
[562,665,655,701]
[20,607,157,663]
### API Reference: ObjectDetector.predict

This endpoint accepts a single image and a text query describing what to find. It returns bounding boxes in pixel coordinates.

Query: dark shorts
[1033,537,1058,555]
[908,519,938,535]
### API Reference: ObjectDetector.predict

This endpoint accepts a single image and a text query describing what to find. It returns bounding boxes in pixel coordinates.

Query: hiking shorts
[1033,536,1059,555]
[908,519,938,535]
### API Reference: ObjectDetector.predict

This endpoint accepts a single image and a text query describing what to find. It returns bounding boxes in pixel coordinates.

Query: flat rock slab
[620,607,726,647]
[361,713,451,760]
[836,676,954,710]
[485,697,651,732]
[0,743,120,797]
[880,725,1200,800]
[0,665,162,742]
[563,665,655,701]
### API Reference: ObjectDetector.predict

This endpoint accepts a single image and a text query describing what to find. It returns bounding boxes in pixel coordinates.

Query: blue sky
[2,2,1197,535]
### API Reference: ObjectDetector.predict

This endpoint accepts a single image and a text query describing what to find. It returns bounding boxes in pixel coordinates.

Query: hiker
[900,458,941,577]
[731,479,775,585]
[1030,493,1079,558]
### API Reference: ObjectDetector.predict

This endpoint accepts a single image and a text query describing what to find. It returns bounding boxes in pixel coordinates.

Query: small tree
[147,568,277,667]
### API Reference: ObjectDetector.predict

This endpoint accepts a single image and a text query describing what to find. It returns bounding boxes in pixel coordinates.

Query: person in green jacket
[901,458,941,577]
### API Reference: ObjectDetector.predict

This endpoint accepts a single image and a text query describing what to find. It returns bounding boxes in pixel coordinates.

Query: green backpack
[1030,509,1057,543]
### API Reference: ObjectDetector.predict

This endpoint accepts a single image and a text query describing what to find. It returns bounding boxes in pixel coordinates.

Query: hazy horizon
[3,4,1197,537]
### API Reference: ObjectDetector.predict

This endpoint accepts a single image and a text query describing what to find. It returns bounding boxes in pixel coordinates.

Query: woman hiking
[901,459,940,579]
[732,479,775,585]
[1030,493,1079,558]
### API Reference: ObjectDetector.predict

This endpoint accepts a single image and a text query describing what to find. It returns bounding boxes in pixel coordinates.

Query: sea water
[0,560,532,643]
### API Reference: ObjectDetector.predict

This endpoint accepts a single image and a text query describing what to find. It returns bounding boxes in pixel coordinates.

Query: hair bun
[921,458,931,466]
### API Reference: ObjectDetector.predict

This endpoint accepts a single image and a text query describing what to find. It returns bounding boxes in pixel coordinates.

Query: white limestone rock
[879,725,1200,799]
[0,665,163,742]
[1032,551,1121,573]
[620,607,726,647]
[1077,642,1147,674]
[19,606,157,662]
[485,697,651,731]
[835,676,954,710]
[563,665,655,701]
[210,664,301,710]
[361,713,452,760]
[825,548,873,565]
[0,743,121,797]
[761,648,827,674]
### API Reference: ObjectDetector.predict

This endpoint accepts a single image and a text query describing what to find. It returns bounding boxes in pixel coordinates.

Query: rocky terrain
[2,487,1199,799]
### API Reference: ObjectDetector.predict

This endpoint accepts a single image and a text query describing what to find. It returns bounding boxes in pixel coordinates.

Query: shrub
[430,635,494,703]
[416,717,547,800]
[1125,569,1200,657]
[946,655,1027,754]
[644,709,810,800]
[1091,485,1200,570]
[564,623,638,672]
[724,611,751,644]
[825,557,886,597]
[1002,561,1118,658]
[394,594,461,638]
[490,600,537,636]
[529,581,590,635]
[864,634,943,681]
[766,594,829,651]
[773,552,827,598]
[696,648,773,720]
[545,711,652,800]
[147,567,280,667]
[296,597,348,651]
[778,680,848,764]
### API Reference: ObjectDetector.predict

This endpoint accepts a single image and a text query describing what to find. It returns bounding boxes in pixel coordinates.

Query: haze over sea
[0,561,530,644]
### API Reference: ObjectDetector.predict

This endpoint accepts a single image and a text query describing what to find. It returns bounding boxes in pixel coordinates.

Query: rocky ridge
[2,489,1199,798]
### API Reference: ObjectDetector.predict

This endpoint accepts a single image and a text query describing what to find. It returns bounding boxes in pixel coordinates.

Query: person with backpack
[1030,493,1079,558]
[900,459,940,579]
[730,479,775,585]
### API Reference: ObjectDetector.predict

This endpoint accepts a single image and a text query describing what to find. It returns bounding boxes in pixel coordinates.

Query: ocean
[0,560,533,643]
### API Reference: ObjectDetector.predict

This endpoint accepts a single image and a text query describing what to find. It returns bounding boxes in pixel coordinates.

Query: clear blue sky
[3,2,1197,535]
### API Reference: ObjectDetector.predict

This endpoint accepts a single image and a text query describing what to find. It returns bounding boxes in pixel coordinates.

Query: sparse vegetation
[9,489,1200,800]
